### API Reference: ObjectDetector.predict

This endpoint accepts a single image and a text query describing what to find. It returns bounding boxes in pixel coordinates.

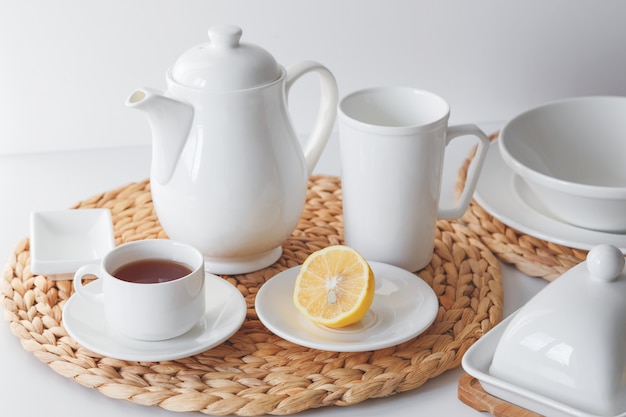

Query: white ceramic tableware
[30,208,115,280]
[463,244,626,417]
[72,239,206,341]
[338,87,489,272]
[499,96,626,232]
[63,274,246,361]
[255,261,438,352]
[127,24,338,274]
[474,141,626,251]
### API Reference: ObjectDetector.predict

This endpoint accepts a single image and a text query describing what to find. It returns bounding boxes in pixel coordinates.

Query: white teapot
[127,25,338,274]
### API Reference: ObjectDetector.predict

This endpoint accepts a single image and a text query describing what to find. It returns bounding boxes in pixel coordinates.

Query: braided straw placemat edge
[2,175,502,415]
[456,133,588,281]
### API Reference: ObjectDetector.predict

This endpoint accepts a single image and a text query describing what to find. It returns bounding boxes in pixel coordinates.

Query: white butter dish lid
[489,244,626,416]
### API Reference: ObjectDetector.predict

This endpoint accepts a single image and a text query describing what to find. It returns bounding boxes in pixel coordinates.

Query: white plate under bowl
[30,208,115,280]
[63,275,247,362]
[255,261,439,352]
[474,141,626,251]
[462,313,626,417]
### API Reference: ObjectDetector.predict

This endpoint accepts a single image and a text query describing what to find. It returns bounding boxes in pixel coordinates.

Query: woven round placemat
[2,175,502,415]
[456,134,588,281]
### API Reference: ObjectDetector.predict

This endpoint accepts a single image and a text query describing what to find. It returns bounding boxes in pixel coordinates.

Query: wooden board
[458,373,543,417]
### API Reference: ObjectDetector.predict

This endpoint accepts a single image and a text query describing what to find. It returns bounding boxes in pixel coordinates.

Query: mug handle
[73,264,105,303]
[437,124,490,219]
[285,60,338,176]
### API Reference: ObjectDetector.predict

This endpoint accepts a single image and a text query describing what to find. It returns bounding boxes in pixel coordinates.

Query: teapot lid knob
[208,25,242,48]
[586,244,625,282]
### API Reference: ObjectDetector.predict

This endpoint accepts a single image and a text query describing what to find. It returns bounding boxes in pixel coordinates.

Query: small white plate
[63,275,246,362]
[255,262,438,352]
[474,141,626,251]
[462,313,626,417]
[30,209,115,280]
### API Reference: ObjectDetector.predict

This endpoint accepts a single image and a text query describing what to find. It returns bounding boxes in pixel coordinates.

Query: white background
[2,0,626,155]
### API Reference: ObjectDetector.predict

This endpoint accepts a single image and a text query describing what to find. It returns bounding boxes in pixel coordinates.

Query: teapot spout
[126,88,193,184]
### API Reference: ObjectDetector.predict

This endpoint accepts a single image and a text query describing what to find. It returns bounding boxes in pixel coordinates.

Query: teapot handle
[286,61,338,176]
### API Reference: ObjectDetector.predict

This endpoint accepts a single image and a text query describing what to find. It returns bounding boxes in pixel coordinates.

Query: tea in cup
[72,239,205,341]
[338,87,489,272]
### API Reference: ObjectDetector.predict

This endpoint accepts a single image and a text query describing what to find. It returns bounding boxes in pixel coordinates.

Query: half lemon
[293,245,375,328]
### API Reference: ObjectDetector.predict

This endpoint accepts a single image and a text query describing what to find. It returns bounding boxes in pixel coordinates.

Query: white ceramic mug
[338,87,489,272]
[73,239,206,341]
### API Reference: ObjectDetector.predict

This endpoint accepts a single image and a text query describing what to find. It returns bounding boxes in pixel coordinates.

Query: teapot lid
[170,25,280,90]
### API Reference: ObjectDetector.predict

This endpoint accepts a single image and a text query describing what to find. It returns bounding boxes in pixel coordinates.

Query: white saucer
[255,261,439,352]
[63,275,247,362]
[474,141,626,251]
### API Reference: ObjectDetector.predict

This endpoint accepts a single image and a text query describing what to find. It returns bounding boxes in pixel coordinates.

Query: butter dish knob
[586,244,625,282]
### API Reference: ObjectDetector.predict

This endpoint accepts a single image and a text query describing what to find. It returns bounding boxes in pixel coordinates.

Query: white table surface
[0,122,548,416]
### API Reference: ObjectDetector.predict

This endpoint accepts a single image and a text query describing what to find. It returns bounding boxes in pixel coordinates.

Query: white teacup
[73,239,206,341]
[338,87,489,272]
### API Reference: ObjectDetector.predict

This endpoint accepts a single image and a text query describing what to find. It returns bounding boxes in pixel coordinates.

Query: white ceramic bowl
[463,244,626,416]
[499,96,626,232]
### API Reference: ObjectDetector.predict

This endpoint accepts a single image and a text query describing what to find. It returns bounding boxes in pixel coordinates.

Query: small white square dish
[30,209,115,280]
